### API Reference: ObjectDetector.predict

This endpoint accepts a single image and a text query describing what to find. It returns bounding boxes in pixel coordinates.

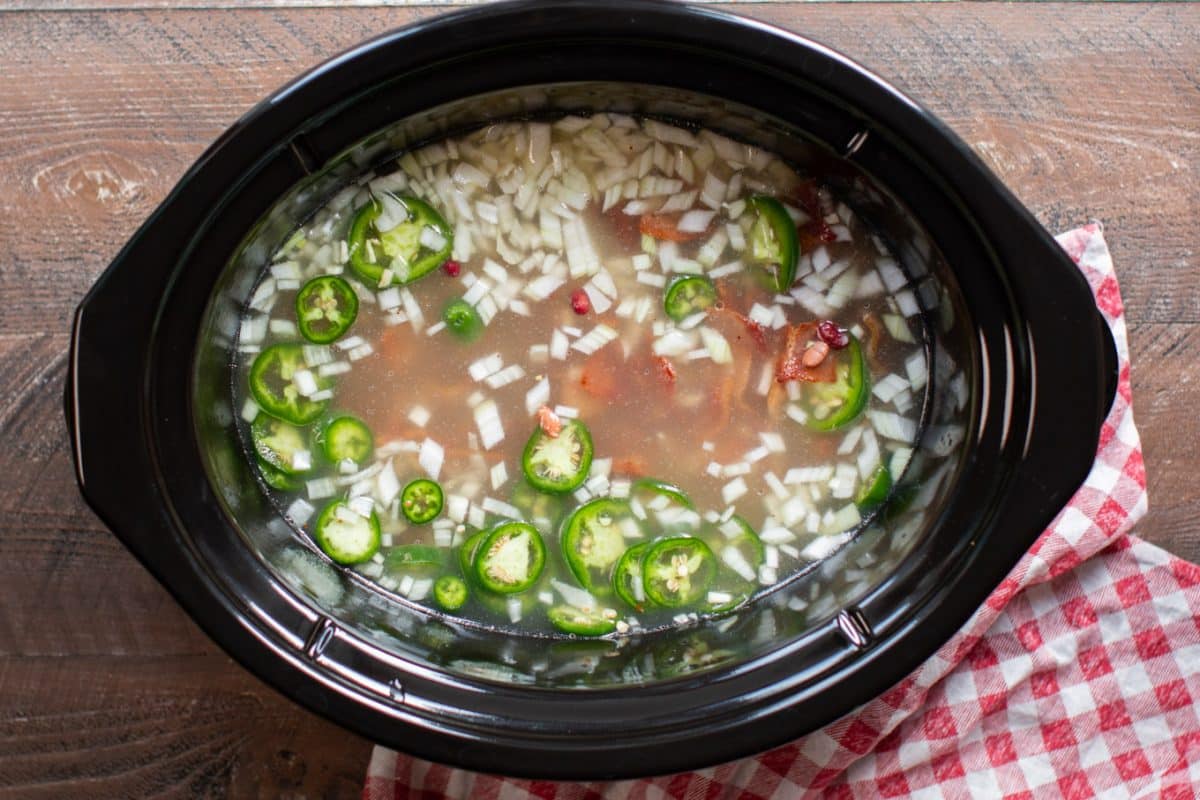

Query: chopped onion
[784,465,834,484]
[895,289,920,317]
[826,270,860,310]
[721,545,757,582]
[418,438,444,480]
[268,319,297,337]
[377,287,402,311]
[811,246,832,272]
[306,477,336,500]
[293,369,319,397]
[854,270,885,299]
[406,406,431,428]
[482,496,521,519]
[400,288,424,331]
[377,461,401,506]
[791,286,832,317]
[660,190,699,214]
[409,578,433,603]
[447,494,470,523]
[857,429,882,479]
[469,352,503,382]
[347,343,373,361]
[701,172,728,210]
[551,578,598,611]
[764,471,789,500]
[523,273,564,302]
[877,257,907,291]
[462,278,491,307]
[883,311,916,345]
[285,498,316,526]
[760,526,794,545]
[485,364,526,389]
[418,225,447,252]
[699,327,732,364]
[553,404,579,419]
[677,209,717,233]
[474,399,505,449]
[582,282,612,314]
[722,477,748,505]
[550,330,570,360]
[525,377,550,416]
[490,461,509,491]
[348,495,376,519]
[905,351,929,390]
[709,259,744,280]
[872,373,910,404]
[831,463,858,499]
[317,361,350,377]
[249,279,277,313]
[837,426,864,455]
[652,329,695,357]
[868,410,918,442]
[481,259,509,285]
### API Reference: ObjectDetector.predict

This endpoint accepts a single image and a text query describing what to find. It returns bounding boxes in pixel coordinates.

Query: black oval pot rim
[68,0,1118,780]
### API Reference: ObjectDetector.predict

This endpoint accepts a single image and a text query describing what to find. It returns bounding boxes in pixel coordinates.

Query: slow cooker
[67,0,1117,779]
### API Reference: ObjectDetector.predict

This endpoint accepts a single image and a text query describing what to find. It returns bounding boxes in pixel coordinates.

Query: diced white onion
[418,438,444,480]
[490,461,509,491]
[285,498,315,525]
[482,496,522,520]
[677,209,717,233]
[722,477,748,505]
[699,327,732,364]
[905,351,929,390]
[293,369,318,397]
[377,461,401,506]
[469,352,503,382]
[474,399,505,449]
[305,477,336,500]
[485,364,526,389]
[868,410,918,442]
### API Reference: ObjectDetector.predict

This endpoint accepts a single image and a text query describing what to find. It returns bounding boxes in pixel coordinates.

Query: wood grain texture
[0,3,1196,797]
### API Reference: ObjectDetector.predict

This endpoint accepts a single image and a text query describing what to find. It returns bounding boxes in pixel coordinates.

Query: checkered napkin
[364,225,1200,799]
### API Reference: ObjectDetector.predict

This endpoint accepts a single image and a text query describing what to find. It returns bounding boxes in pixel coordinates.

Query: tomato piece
[536,405,563,438]
[579,351,621,400]
[639,212,711,243]
[653,356,677,388]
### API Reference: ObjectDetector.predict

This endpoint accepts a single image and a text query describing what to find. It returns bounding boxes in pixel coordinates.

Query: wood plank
[0,4,1196,796]
[0,655,370,798]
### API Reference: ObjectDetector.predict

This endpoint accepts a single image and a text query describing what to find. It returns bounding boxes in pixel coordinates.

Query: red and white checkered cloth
[364,224,1200,799]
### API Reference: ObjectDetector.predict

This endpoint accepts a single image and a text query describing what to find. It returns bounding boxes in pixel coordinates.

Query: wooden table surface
[1,2,1197,796]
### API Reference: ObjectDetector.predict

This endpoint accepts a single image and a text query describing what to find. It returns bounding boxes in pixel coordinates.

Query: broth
[234,114,930,636]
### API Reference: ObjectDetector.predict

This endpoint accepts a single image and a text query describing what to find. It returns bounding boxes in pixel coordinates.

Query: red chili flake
[818,222,838,243]
[817,320,850,349]
[570,288,591,315]
[442,260,461,277]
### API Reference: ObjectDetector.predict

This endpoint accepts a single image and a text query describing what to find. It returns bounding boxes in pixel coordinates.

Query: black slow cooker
[67,0,1117,779]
